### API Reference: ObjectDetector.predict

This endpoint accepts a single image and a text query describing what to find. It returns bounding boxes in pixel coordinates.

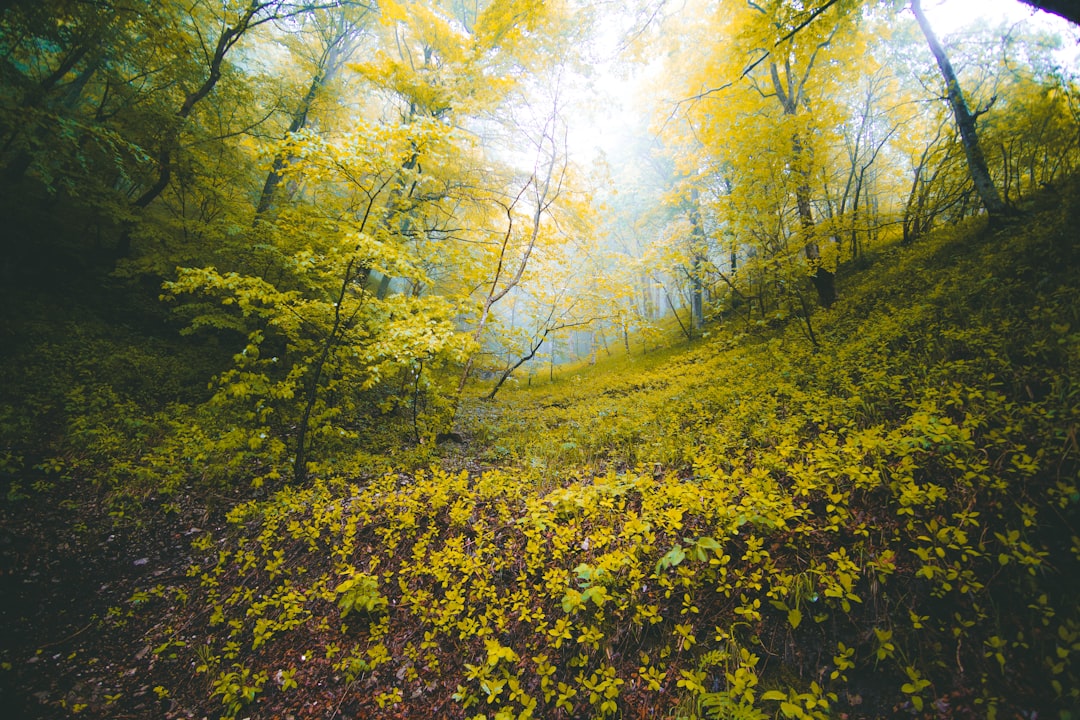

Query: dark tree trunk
[912,0,1007,219]
[3,42,101,181]
[256,67,325,216]
[795,183,836,308]
[487,337,545,400]
[770,58,837,309]
[134,1,269,212]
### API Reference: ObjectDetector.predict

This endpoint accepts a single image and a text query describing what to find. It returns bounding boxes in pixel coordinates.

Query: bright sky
[922,0,1064,33]
[911,0,1080,77]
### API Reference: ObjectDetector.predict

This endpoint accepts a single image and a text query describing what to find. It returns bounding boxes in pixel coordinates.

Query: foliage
[2,2,1079,718]
[111,186,1080,718]
[334,571,388,618]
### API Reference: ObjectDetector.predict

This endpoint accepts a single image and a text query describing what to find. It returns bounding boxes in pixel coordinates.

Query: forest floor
[2,183,1080,719]
[0,477,224,718]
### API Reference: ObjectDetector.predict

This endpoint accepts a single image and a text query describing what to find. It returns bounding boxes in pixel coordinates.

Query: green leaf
[780,700,802,717]
[696,536,721,551]
[582,586,608,607]
[657,544,686,572]
[561,588,584,613]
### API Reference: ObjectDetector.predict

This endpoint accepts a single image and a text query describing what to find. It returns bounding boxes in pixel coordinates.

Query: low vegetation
[3,0,1079,717]
[4,181,1077,719]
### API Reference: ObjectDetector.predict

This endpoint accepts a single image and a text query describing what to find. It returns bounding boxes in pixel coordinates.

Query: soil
[0,481,220,719]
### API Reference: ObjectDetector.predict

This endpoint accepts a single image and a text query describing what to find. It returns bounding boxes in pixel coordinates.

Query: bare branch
[775,0,843,46]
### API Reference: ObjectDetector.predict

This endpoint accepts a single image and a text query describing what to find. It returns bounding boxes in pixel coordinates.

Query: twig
[329,676,360,720]
[38,619,96,650]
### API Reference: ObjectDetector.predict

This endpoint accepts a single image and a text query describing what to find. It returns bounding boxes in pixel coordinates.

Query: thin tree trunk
[795,154,836,308]
[688,189,706,329]
[292,176,388,483]
[488,320,589,400]
[488,338,545,400]
[912,0,1007,219]
[457,130,562,400]
[659,279,693,342]
[411,362,423,444]
[769,55,836,308]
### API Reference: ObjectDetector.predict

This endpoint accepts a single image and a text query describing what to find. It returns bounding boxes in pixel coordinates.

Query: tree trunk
[796,188,836,308]
[770,58,836,309]
[659,279,693,342]
[903,164,922,244]
[134,1,266,212]
[4,52,101,182]
[688,189,706,329]
[256,69,325,217]
[488,337,545,400]
[912,0,1007,219]
[292,179,387,483]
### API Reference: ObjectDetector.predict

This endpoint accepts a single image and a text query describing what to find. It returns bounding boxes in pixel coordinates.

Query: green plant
[210,664,268,719]
[334,572,388,618]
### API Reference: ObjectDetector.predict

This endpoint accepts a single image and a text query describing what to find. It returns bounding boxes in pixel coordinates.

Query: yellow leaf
[379,0,408,25]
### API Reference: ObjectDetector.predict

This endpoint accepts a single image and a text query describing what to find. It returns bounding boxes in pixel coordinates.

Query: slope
[7,181,1080,719]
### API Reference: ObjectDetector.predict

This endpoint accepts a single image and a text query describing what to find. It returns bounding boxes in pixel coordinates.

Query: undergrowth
[27,186,1080,718]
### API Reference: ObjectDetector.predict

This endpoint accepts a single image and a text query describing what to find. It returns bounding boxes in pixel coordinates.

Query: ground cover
[2,184,1079,719]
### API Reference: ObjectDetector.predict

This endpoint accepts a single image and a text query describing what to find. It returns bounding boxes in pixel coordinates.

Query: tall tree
[910,0,1008,218]
[456,108,568,397]
[164,116,469,484]
[130,1,343,216]
[255,3,374,217]
[762,27,839,308]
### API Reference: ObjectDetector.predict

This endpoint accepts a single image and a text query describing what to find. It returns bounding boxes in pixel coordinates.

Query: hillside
[2,182,1078,719]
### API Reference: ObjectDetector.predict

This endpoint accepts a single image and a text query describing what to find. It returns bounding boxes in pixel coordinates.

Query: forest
[1,0,1079,718]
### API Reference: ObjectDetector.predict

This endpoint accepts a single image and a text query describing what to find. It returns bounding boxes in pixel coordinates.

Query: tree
[129,1,350,216]
[652,0,867,318]
[821,61,902,258]
[749,1,857,308]
[0,0,185,206]
[484,269,592,400]
[148,0,588,481]
[254,2,374,217]
[899,114,971,244]
[973,25,1080,203]
[456,108,568,398]
[0,0,112,182]
[163,117,470,484]
[1017,0,1080,27]
[910,0,1008,218]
